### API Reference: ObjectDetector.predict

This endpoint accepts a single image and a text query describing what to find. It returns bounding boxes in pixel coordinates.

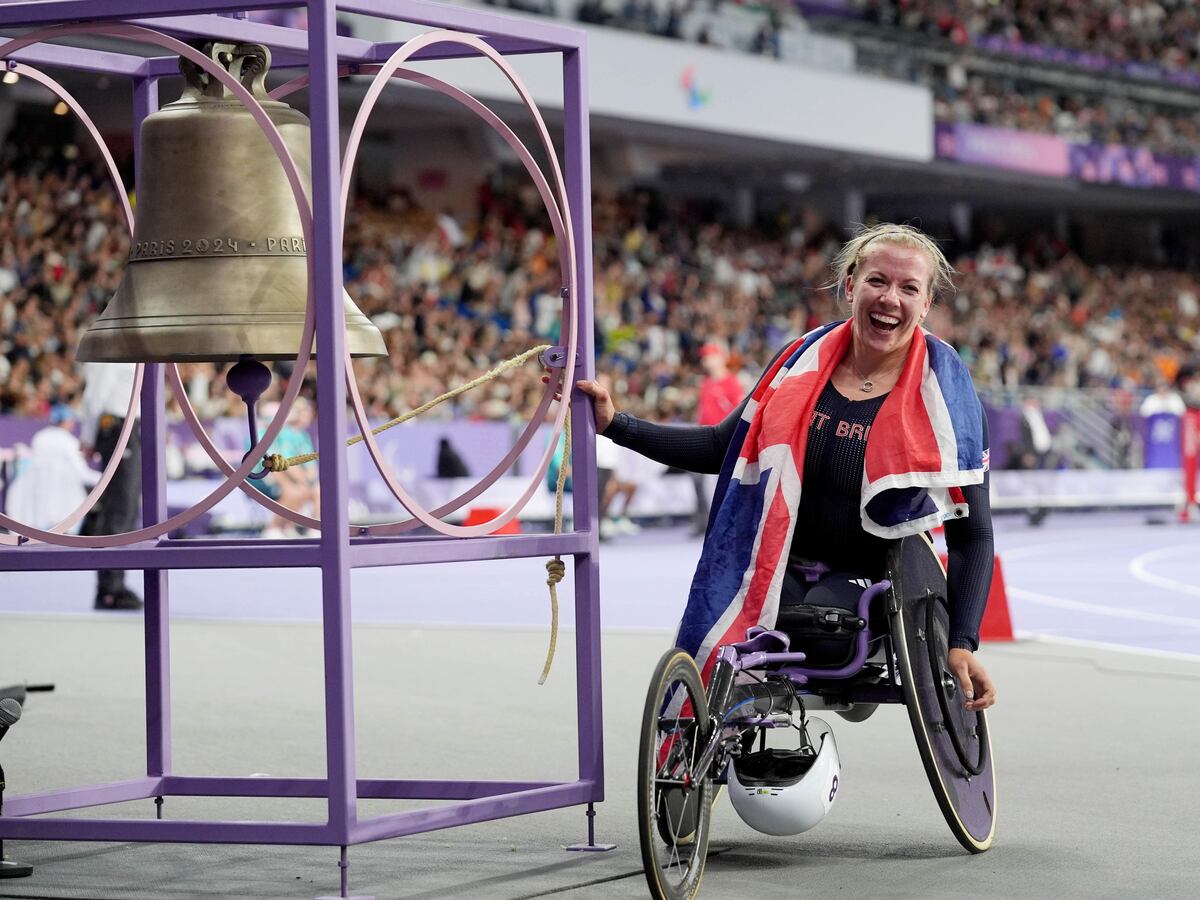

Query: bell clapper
[226,357,275,480]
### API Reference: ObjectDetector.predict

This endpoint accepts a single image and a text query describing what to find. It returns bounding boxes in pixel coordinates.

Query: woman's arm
[600,401,746,474]
[943,411,997,710]
[574,344,791,474]
[942,413,994,652]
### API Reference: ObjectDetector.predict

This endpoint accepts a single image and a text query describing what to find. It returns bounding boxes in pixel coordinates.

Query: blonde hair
[829,222,956,304]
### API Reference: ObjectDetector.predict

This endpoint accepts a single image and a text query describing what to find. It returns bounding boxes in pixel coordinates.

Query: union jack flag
[676,321,987,684]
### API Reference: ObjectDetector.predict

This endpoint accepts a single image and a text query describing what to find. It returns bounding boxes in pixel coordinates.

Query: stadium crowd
[486,1,1200,160]
[1,151,1195,434]
[925,63,1200,159]
[855,0,1200,78]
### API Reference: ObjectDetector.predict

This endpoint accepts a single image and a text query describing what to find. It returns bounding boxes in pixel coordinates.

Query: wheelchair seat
[774,567,885,669]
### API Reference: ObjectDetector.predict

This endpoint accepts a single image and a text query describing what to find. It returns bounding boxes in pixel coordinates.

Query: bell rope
[256,341,571,684]
[262,343,552,472]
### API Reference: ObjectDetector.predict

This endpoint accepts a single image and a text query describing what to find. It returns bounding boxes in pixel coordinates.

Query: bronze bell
[77,42,386,362]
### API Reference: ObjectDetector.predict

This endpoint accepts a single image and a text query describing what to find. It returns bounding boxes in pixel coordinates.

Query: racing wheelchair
[637,534,996,900]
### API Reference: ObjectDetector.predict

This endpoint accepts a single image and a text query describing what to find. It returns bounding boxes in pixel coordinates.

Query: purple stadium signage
[1068,143,1200,191]
[795,0,857,18]
[935,122,1068,177]
[936,122,1200,193]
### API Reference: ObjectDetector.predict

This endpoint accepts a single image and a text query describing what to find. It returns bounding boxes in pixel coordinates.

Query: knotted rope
[539,410,570,685]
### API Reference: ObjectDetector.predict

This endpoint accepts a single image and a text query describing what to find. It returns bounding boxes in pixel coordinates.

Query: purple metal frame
[779,579,891,681]
[0,1,602,894]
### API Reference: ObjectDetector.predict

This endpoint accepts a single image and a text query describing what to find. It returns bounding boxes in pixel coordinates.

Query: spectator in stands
[257,398,320,539]
[750,10,782,58]
[575,0,612,27]
[660,2,684,39]
[685,341,743,534]
[857,0,1200,81]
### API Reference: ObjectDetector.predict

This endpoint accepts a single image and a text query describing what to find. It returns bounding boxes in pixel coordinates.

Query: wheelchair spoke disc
[887,534,997,853]
[638,648,714,900]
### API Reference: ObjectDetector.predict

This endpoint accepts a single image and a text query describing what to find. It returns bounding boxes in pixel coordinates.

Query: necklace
[848,357,897,394]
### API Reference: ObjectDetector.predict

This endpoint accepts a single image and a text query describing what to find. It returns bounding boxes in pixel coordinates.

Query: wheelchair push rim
[638,648,715,900]
[887,533,997,853]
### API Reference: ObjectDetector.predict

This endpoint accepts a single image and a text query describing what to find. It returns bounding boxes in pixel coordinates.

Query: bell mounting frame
[0,4,605,893]
[0,24,579,543]
[335,31,578,538]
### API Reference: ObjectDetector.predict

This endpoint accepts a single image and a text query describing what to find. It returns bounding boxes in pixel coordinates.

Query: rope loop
[537,410,572,685]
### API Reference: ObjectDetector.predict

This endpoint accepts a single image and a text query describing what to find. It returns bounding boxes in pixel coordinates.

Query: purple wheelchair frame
[677,574,894,798]
[722,580,893,679]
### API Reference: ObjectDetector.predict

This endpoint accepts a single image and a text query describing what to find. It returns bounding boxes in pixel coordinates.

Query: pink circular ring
[0,23,317,546]
[0,61,142,545]
[266,60,572,534]
[276,31,579,537]
[166,57,578,535]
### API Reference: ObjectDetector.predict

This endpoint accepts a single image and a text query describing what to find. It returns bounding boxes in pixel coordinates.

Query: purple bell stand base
[563,803,616,852]
[0,859,34,878]
[311,846,373,900]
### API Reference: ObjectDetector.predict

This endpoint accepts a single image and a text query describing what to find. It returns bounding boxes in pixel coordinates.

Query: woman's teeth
[869,312,900,331]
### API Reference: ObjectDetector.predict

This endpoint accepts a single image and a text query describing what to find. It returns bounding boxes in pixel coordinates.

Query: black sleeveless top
[793,382,890,576]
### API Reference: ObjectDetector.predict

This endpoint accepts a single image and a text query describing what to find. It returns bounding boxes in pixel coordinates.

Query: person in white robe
[6,404,99,533]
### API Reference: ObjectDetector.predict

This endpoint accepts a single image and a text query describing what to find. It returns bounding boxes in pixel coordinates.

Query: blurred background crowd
[1,148,1192,427]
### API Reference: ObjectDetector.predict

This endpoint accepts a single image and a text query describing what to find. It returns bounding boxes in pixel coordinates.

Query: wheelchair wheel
[638,648,714,900]
[886,533,997,853]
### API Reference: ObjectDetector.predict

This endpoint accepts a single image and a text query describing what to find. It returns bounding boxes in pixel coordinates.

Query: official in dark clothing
[436,437,470,479]
[79,362,142,610]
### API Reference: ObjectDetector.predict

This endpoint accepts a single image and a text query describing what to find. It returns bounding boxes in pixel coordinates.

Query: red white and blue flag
[676,320,987,683]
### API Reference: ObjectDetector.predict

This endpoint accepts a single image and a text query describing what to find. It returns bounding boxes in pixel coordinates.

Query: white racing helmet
[727,716,841,836]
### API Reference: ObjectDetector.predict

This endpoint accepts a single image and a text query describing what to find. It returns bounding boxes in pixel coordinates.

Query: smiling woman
[576,220,998,711]
[829,223,957,396]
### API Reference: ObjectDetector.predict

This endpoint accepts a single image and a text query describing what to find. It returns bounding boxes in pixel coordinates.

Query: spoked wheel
[638,648,714,900]
[886,533,997,853]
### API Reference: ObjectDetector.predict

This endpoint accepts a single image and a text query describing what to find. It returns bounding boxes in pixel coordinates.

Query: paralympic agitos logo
[680,65,711,110]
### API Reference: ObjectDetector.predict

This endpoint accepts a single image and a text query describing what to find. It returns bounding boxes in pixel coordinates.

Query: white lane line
[1128,545,1200,599]
[1013,631,1200,663]
[1008,586,1200,629]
